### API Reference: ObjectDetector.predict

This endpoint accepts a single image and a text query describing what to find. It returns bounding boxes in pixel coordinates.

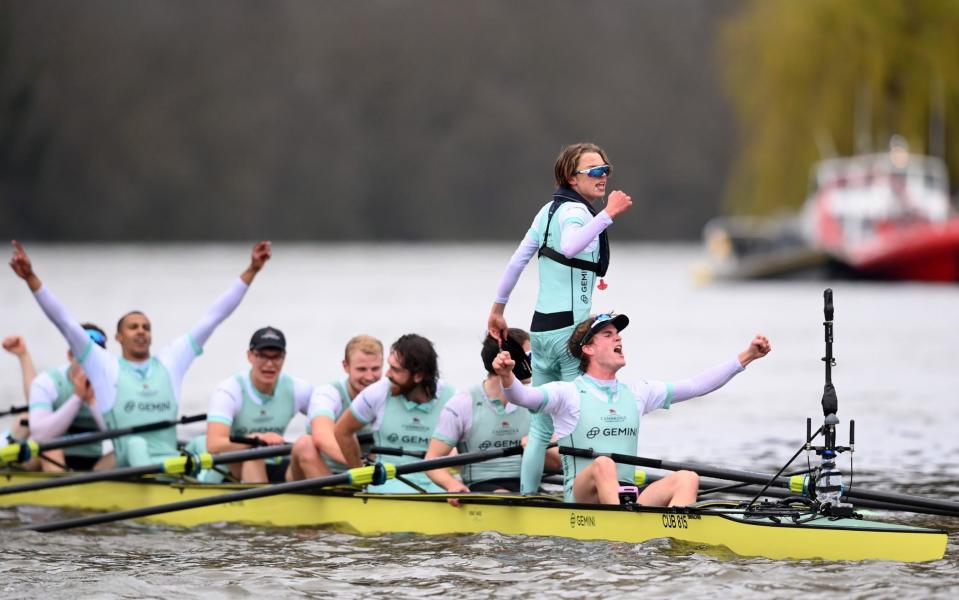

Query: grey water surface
[1,243,957,598]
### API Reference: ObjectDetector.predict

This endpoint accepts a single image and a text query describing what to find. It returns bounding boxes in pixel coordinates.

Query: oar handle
[558,446,664,469]
[34,413,209,453]
[178,414,208,425]
[0,405,28,418]
[229,435,267,447]
[370,446,426,459]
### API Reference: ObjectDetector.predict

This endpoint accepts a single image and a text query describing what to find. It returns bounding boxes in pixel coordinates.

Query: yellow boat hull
[0,471,946,562]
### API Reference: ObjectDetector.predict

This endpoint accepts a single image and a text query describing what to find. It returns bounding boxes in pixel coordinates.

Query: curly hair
[391,334,440,399]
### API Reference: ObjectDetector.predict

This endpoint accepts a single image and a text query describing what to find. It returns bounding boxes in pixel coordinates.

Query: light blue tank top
[457,385,530,485]
[559,376,639,502]
[533,202,599,323]
[231,372,297,437]
[105,357,178,467]
[367,383,455,493]
[321,379,373,472]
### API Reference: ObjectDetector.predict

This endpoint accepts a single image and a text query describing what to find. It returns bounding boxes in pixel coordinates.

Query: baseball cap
[249,326,286,352]
[501,336,532,381]
[574,313,629,348]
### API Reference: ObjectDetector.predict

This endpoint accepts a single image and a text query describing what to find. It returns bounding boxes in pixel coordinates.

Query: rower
[334,333,455,493]
[289,334,384,478]
[426,329,561,496]
[9,240,271,468]
[485,143,634,494]
[27,325,116,472]
[2,334,38,468]
[493,312,771,505]
[194,327,313,483]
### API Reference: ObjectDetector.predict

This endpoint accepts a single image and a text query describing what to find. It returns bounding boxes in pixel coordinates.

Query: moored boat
[700,138,959,282]
[0,470,947,563]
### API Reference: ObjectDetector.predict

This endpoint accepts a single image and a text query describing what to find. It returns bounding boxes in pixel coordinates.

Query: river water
[1,243,957,598]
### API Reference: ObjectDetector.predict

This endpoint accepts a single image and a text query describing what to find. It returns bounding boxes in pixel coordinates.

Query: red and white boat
[802,141,959,282]
[702,140,959,283]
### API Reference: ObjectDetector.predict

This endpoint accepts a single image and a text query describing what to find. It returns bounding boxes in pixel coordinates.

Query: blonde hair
[344,334,384,363]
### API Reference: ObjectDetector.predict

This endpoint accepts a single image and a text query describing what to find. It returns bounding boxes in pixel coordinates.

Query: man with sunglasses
[425,329,562,498]
[334,333,456,493]
[492,312,771,505]
[486,143,633,494]
[25,325,116,472]
[193,326,314,483]
[9,240,271,468]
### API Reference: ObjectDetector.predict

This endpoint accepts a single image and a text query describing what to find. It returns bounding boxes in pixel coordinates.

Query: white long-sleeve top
[27,364,107,441]
[33,278,250,414]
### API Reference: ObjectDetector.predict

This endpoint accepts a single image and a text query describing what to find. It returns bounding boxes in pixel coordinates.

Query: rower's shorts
[469,478,522,493]
[266,458,290,483]
[530,325,580,385]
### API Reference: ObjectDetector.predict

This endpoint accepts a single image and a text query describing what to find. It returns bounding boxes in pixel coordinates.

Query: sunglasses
[579,313,617,347]
[253,350,286,364]
[84,328,107,347]
[575,165,611,178]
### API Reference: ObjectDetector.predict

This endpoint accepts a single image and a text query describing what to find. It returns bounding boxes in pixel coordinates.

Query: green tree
[720,0,959,215]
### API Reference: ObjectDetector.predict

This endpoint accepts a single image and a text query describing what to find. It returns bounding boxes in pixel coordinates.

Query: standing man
[425,329,561,496]
[9,240,271,467]
[486,143,633,492]
[200,326,313,483]
[334,334,455,493]
[290,334,384,478]
[493,312,771,505]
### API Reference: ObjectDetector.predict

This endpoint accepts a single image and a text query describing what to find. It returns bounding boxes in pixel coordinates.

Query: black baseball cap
[501,336,532,381]
[249,326,286,352]
[481,331,532,381]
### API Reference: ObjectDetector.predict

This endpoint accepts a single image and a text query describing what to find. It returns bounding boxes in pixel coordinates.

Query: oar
[558,446,959,515]
[21,444,525,532]
[0,405,28,418]
[370,445,426,459]
[1,413,208,465]
[0,444,292,496]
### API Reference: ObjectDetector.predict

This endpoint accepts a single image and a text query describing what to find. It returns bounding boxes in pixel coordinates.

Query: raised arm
[493,351,548,411]
[737,334,771,368]
[10,242,103,360]
[188,241,271,348]
[2,335,36,400]
[488,234,538,342]
[558,210,613,258]
[557,191,631,258]
[669,334,772,404]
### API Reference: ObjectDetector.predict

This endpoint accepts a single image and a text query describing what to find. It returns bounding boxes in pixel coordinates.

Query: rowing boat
[0,470,946,562]
[1,290,952,562]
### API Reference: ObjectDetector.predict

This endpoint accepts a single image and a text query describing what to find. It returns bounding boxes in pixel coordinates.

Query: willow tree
[719,0,959,215]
